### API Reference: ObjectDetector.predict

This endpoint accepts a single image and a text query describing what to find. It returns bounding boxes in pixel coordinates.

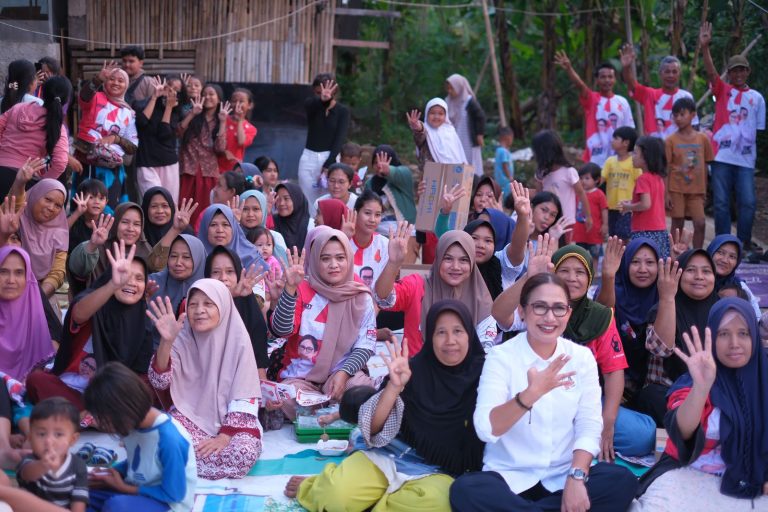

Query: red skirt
[180,172,216,228]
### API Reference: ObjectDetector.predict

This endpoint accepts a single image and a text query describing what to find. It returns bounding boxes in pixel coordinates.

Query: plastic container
[316,439,349,456]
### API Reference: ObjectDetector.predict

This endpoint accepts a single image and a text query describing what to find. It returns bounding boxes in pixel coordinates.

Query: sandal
[76,442,96,462]
[88,446,117,467]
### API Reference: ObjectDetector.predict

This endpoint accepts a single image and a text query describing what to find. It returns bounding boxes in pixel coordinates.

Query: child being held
[572,163,608,261]
[15,397,89,511]
[84,362,196,512]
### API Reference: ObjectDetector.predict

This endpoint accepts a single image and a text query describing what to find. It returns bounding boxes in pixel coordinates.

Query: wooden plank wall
[84,0,335,83]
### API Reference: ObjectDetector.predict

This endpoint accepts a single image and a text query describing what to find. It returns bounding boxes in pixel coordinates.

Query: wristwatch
[567,467,589,483]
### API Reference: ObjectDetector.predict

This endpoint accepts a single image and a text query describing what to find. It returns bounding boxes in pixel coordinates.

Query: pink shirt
[0,102,69,178]
[539,166,579,222]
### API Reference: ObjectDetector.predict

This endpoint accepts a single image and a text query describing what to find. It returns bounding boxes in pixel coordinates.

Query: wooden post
[480,0,506,126]
[624,0,644,135]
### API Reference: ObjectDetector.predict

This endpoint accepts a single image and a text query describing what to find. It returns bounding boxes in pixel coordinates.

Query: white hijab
[423,97,467,164]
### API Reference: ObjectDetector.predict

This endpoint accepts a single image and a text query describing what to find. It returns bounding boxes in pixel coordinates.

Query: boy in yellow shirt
[601,126,641,242]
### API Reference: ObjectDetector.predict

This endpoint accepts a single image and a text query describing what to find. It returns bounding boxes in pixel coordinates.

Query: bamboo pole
[480,0,506,126]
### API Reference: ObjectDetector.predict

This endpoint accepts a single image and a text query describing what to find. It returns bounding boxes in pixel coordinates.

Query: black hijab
[204,245,269,368]
[272,183,310,252]
[53,258,153,375]
[463,219,502,300]
[399,299,486,475]
[368,145,402,197]
[141,187,176,246]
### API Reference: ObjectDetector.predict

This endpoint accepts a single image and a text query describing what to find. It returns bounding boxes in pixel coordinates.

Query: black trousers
[449,462,638,512]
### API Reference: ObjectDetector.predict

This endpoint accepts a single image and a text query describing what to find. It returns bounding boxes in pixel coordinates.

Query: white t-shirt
[349,233,389,289]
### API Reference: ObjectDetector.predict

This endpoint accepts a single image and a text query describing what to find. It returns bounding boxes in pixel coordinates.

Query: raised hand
[699,21,712,47]
[601,236,625,278]
[267,190,276,213]
[319,80,338,102]
[675,326,716,389]
[150,75,166,98]
[146,296,186,343]
[669,228,692,261]
[381,337,411,391]
[106,240,137,290]
[387,221,411,266]
[144,278,159,301]
[619,43,636,68]
[440,183,467,215]
[406,109,423,131]
[0,196,24,237]
[341,209,357,239]
[526,354,576,400]
[375,151,392,175]
[218,101,233,123]
[233,264,266,297]
[554,50,572,70]
[97,60,119,82]
[656,257,682,299]
[227,195,242,223]
[73,192,91,216]
[190,96,204,115]
[283,246,306,293]
[88,214,115,247]
[173,198,198,232]
[165,88,179,109]
[526,234,556,276]
[264,266,286,302]
[180,72,191,86]
[547,216,574,241]
[510,181,531,218]
[16,157,46,184]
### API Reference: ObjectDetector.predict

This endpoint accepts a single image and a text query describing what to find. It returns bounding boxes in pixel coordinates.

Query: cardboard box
[415,162,474,232]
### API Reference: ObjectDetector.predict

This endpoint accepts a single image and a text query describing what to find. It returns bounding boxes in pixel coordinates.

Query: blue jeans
[614,405,656,456]
[711,161,756,245]
[87,490,169,512]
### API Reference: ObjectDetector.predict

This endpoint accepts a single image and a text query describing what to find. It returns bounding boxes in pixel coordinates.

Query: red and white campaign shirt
[579,91,635,166]
[349,233,389,289]
[630,84,698,138]
[710,77,766,168]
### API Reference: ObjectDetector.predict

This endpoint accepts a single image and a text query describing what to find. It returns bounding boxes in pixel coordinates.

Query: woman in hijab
[707,234,761,315]
[463,219,502,300]
[315,197,348,231]
[445,73,486,176]
[636,249,719,426]
[147,234,206,347]
[26,242,153,411]
[365,145,416,238]
[273,182,311,252]
[285,300,486,510]
[238,189,287,261]
[636,297,768,508]
[407,98,467,172]
[73,63,138,212]
[197,204,267,272]
[69,202,154,293]
[375,228,496,354]
[470,176,502,221]
[268,229,376,420]
[141,186,180,246]
[147,278,263,480]
[16,178,68,298]
[204,245,269,375]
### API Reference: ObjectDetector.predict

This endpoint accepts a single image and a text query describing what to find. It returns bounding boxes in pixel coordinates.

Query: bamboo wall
[83,0,335,83]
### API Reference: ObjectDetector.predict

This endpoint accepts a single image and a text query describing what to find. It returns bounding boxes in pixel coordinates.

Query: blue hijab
[481,208,515,252]
[198,204,268,273]
[707,234,743,292]
[615,238,660,327]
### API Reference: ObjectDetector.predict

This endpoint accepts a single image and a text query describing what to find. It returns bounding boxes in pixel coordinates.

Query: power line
[365,0,617,16]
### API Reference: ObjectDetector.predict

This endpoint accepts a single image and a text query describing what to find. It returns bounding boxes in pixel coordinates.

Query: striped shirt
[17,453,89,506]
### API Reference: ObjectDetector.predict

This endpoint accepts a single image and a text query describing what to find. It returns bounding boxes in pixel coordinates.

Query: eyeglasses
[523,302,571,317]
[328,179,349,186]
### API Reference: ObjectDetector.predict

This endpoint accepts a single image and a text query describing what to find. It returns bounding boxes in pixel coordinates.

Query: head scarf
[463,219,502,300]
[18,178,68,281]
[317,198,348,231]
[149,234,206,311]
[0,247,55,381]
[105,68,131,109]
[660,249,719,382]
[372,144,402,167]
[236,162,263,181]
[304,229,371,383]
[400,299,486,475]
[198,204,267,272]
[471,176,502,214]
[204,246,270,367]
[423,231,493,334]
[273,182,310,251]
[54,258,152,375]
[706,298,768,499]
[141,187,177,246]
[169,279,261,436]
[445,73,475,128]
[240,189,288,264]
[615,237,660,327]
[91,202,152,287]
[707,234,744,292]
[423,98,467,164]
[552,245,613,343]
[480,208,515,252]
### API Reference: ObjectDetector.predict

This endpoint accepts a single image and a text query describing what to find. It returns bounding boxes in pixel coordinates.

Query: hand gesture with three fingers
[89,214,115,247]
[146,296,186,344]
[387,221,411,266]
[676,326,717,390]
[381,337,411,391]
[601,236,625,278]
[440,183,467,215]
[341,209,357,239]
[0,196,25,237]
[406,109,423,131]
[106,240,137,290]
[656,257,682,299]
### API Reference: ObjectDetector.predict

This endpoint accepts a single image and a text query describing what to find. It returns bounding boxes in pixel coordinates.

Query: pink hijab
[19,178,69,281]
[0,247,55,381]
[169,279,261,436]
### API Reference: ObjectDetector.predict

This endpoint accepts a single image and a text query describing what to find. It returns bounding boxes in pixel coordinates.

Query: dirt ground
[752,173,768,246]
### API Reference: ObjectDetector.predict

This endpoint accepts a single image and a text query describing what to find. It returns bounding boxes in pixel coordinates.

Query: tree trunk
[494,0,524,138]
[639,2,651,84]
[670,0,687,56]
[538,0,559,130]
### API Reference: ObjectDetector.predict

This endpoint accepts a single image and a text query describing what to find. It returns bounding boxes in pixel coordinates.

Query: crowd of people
[0,19,766,512]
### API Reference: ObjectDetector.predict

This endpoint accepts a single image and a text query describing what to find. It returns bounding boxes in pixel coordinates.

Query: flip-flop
[88,446,117,467]
[75,442,95,462]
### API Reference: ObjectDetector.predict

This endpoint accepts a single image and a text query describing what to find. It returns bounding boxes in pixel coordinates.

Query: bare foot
[284,475,308,498]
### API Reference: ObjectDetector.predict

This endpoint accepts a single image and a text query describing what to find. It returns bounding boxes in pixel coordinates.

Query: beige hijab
[422,230,493,329]
[170,279,261,436]
[305,229,371,383]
